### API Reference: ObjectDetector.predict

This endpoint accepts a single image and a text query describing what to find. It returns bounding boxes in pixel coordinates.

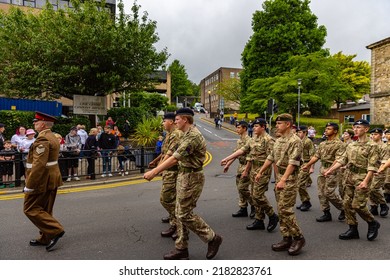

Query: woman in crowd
[84,128,99,179]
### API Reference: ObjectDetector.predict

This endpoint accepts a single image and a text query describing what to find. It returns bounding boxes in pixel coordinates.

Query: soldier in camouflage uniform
[296,126,315,212]
[148,113,183,239]
[383,129,390,203]
[339,129,355,199]
[221,118,279,232]
[324,119,380,241]
[222,121,254,218]
[255,113,305,256]
[144,108,222,260]
[368,128,389,217]
[301,122,345,222]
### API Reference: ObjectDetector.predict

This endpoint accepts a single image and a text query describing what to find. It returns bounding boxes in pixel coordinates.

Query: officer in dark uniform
[23,112,65,251]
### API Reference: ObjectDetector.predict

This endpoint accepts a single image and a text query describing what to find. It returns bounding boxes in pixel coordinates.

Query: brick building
[366,37,390,126]
[199,67,241,116]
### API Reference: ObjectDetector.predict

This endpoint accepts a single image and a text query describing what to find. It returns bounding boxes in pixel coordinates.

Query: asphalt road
[0,114,389,260]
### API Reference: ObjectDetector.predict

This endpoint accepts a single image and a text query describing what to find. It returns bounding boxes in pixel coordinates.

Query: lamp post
[297,79,302,127]
[207,90,211,118]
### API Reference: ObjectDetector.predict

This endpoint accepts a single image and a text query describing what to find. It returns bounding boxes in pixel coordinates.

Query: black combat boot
[379,204,389,217]
[367,220,380,241]
[232,207,248,217]
[300,201,312,212]
[339,225,359,240]
[246,219,265,230]
[338,210,345,221]
[267,214,279,232]
[316,210,332,222]
[249,205,255,219]
[370,205,379,216]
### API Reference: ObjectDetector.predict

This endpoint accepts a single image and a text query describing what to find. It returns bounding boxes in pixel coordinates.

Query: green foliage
[53,115,90,138]
[106,106,152,135]
[165,104,178,112]
[240,0,327,111]
[0,0,168,100]
[168,59,193,98]
[133,116,162,147]
[216,78,241,106]
[125,91,169,115]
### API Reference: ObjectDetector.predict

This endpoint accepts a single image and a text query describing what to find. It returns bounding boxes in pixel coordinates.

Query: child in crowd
[0,140,16,188]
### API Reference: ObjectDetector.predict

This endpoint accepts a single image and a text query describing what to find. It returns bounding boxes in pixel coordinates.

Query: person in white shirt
[11,126,27,150]
[19,129,36,178]
[77,124,88,159]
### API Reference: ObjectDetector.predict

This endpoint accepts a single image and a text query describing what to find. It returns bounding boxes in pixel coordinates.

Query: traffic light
[267,99,274,115]
[273,102,278,113]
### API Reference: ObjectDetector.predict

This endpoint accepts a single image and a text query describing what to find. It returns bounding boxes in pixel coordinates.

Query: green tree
[240,0,327,111]
[216,78,241,107]
[168,59,192,98]
[0,0,168,100]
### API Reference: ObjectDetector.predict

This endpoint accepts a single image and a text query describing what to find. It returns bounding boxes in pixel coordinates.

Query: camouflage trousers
[175,171,215,250]
[236,172,252,208]
[250,165,275,220]
[297,169,311,203]
[343,170,374,225]
[160,170,178,226]
[275,171,303,238]
[369,173,386,206]
[317,167,343,211]
[384,169,390,195]
[339,168,347,199]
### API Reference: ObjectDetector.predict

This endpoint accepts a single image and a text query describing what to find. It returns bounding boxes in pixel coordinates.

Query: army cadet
[324,119,380,241]
[149,113,183,239]
[222,121,254,218]
[221,118,279,232]
[301,122,345,222]
[378,157,390,173]
[296,125,315,212]
[382,129,390,203]
[255,113,305,256]
[23,112,65,251]
[144,108,222,260]
[339,129,355,199]
[368,128,389,217]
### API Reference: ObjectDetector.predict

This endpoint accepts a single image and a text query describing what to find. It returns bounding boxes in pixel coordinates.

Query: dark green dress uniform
[23,128,64,245]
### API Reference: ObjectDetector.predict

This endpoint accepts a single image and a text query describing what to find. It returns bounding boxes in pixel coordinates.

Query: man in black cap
[144,108,222,260]
[324,119,380,241]
[221,121,254,218]
[368,128,389,217]
[221,118,279,232]
[296,125,315,212]
[24,112,65,251]
[302,122,346,222]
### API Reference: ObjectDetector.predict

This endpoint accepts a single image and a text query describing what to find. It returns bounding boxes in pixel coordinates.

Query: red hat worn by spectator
[33,111,57,123]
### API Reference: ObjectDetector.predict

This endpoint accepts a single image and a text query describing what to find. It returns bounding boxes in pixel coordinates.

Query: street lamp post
[207,90,211,117]
[297,79,302,127]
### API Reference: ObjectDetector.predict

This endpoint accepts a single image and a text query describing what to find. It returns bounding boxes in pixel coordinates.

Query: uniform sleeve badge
[36,145,45,154]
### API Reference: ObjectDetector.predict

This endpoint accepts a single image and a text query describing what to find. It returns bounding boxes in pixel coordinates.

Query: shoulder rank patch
[36,145,45,154]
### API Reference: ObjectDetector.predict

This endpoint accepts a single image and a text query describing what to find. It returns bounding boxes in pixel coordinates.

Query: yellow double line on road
[0,151,212,201]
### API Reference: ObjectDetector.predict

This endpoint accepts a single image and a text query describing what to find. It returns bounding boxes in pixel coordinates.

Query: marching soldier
[23,112,65,251]
[301,122,345,222]
[382,129,390,202]
[324,119,380,241]
[148,113,183,239]
[368,128,389,217]
[144,108,222,260]
[255,114,305,256]
[221,118,279,232]
[296,125,315,212]
[339,129,355,199]
[222,121,254,218]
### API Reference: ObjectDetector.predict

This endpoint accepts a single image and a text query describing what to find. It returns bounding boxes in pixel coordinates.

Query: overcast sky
[123,0,390,83]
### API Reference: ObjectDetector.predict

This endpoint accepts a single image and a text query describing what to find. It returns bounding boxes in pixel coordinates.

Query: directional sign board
[73,95,107,115]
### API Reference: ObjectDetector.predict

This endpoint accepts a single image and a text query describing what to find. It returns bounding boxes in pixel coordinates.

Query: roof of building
[366,37,390,49]
[338,103,370,112]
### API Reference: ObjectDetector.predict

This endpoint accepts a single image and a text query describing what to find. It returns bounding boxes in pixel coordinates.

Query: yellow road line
[0,151,213,201]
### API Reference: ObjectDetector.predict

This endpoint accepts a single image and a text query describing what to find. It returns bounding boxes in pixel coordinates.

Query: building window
[0,0,11,4]
[24,0,35,7]
[362,114,370,122]
[11,0,23,5]
[344,115,355,123]
[230,72,235,78]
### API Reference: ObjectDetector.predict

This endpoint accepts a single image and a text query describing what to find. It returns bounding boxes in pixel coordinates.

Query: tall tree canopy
[0,0,168,100]
[168,59,193,98]
[240,0,327,111]
[244,51,370,118]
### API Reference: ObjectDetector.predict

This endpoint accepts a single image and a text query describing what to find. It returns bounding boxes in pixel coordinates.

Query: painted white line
[204,128,213,134]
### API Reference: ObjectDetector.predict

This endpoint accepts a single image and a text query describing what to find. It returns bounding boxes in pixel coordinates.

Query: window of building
[344,115,355,123]
[230,72,235,78]
[0,0,11,4]
[11,0,23,5]
[24,0,35,7]
[362,114,370,122]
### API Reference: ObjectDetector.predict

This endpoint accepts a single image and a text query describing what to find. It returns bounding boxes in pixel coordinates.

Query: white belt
[26,161,58,168]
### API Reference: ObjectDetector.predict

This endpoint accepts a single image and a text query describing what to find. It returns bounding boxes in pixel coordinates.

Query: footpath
[0,116,235,197]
